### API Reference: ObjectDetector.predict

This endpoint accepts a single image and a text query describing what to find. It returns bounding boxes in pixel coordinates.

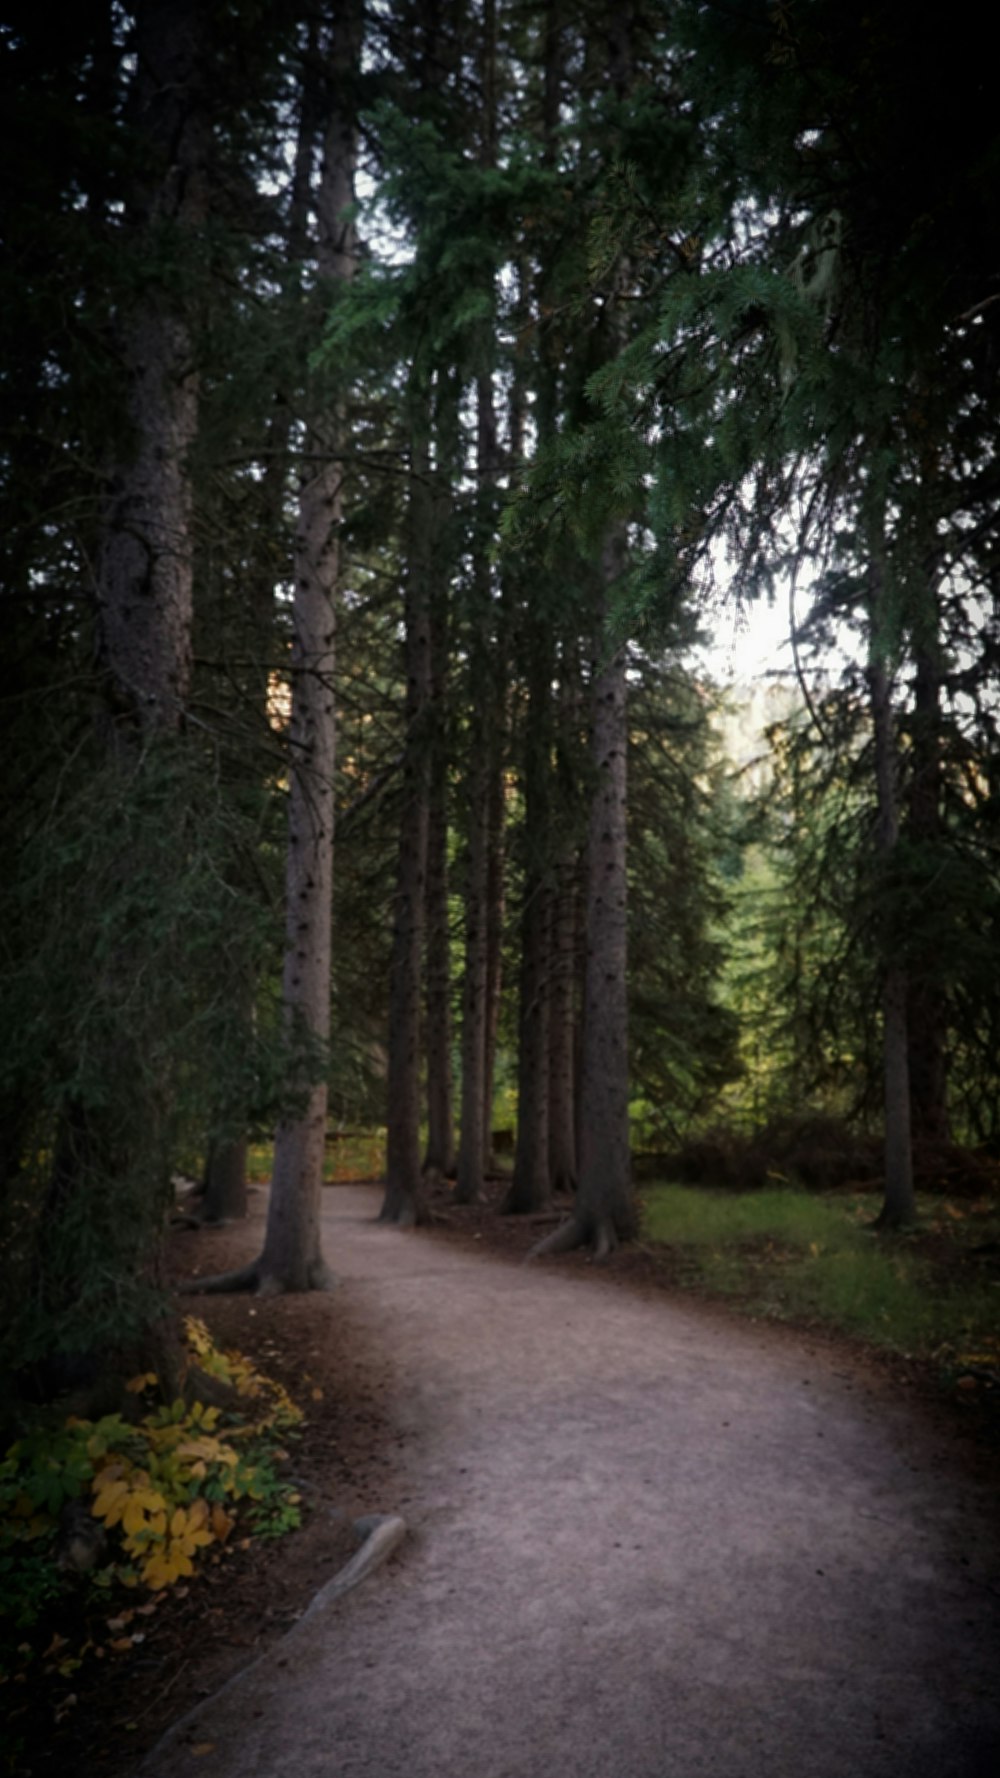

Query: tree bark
[534,532,636,1258]
[869,646,916,1229]
[250,0,363,1294]
[381,417,433,1227]
[455,360,500,1203]
[503,879,552,1213]
[504,617,554,1214]
[96,0,208,737]
[482,741,508,1174]
[905,626,950,1144]
[548,853,579,1193]
[422,406,457,1181]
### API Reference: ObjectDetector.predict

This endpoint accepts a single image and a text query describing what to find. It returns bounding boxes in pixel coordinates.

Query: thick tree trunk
[381,420,433,1227]
[249,0,363,1294]
[869,649,916,1229]
[44,0,209,1362]
[535,533,636,1258]
[96,0,207,735]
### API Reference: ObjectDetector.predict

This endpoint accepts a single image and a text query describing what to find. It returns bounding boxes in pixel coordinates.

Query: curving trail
[143,1185,1000,1778]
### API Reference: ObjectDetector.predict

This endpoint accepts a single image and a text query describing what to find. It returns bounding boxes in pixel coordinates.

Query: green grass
[642,1184,1000,1366]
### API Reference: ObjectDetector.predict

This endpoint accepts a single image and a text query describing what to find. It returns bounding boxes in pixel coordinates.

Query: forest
[2,0,999,1416]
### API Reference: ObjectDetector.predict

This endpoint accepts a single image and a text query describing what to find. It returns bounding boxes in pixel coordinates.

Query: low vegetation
[643,1184,1000,1381]
[0,1320,302,1697]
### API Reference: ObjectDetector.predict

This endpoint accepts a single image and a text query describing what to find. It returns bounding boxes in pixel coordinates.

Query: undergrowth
[0,1318,302,1690]
[643,1185,1000,1373]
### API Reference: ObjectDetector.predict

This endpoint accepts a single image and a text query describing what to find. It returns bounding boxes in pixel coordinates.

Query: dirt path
[142,1185,1000,1778]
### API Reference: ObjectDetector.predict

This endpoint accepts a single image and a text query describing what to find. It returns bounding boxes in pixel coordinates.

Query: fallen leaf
[191,1743,216,1757]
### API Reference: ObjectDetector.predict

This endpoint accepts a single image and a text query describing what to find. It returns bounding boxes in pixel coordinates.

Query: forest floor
[12,1177,1000,1778]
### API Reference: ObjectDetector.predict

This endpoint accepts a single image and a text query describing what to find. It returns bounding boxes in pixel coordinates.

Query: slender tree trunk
[455,739,491,1202]
[503,881,552,1213]
[482,736,507,1174]
[548,854,579,1192]
[455,357,500,1202]
[906,628,950,1144]
[504,621,554,1214]
[423,745,456,1179]
[869,647,916,1229]
[381,417,433,1226]
[423,417,456,1181]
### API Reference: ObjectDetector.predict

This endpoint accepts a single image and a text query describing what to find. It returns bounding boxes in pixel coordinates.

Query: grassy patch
[247,1129,386,1185]
[642,1184,1000,1367]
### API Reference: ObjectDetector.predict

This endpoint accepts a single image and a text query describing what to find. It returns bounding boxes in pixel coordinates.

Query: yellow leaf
[191,1744,216,1757]
[126,1372,158,1393]
[141,1552,175,1589]
[110,1637,135,1653]
[122,1496,151,1537]
[188,1498,210,1531]
[170,1508,187,1539]
[211,1504,234,1543]
[310,1387,323,1402]
[93,1480,130,1526]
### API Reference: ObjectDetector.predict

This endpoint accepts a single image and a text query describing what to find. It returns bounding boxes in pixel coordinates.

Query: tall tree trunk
[33,0,211,1395]
[548,853,579,1193]
[504,622,554,1214]
[423,393,457,1181]
[503,879,552,1213]
[532,534,636,1259]
[248,0,363,1294]
[381,415,433,1226]
[905,625,950,1145]
[869,641,916,1229]
[198,27,324,1228]
[482,755,507,1174]
[96,0,207,738]
[574,533,636,1250]
[455,758,490,1202]
[455,347,500,1202]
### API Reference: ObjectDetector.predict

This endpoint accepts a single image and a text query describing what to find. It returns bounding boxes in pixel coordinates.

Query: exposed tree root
[527,1215,620,1261]
[179,1261,261,1296]
[179,1257,334,1296]
[527,1218,585,1260]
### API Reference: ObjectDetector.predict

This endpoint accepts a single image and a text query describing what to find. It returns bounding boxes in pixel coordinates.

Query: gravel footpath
[142,1184,1000,1778]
